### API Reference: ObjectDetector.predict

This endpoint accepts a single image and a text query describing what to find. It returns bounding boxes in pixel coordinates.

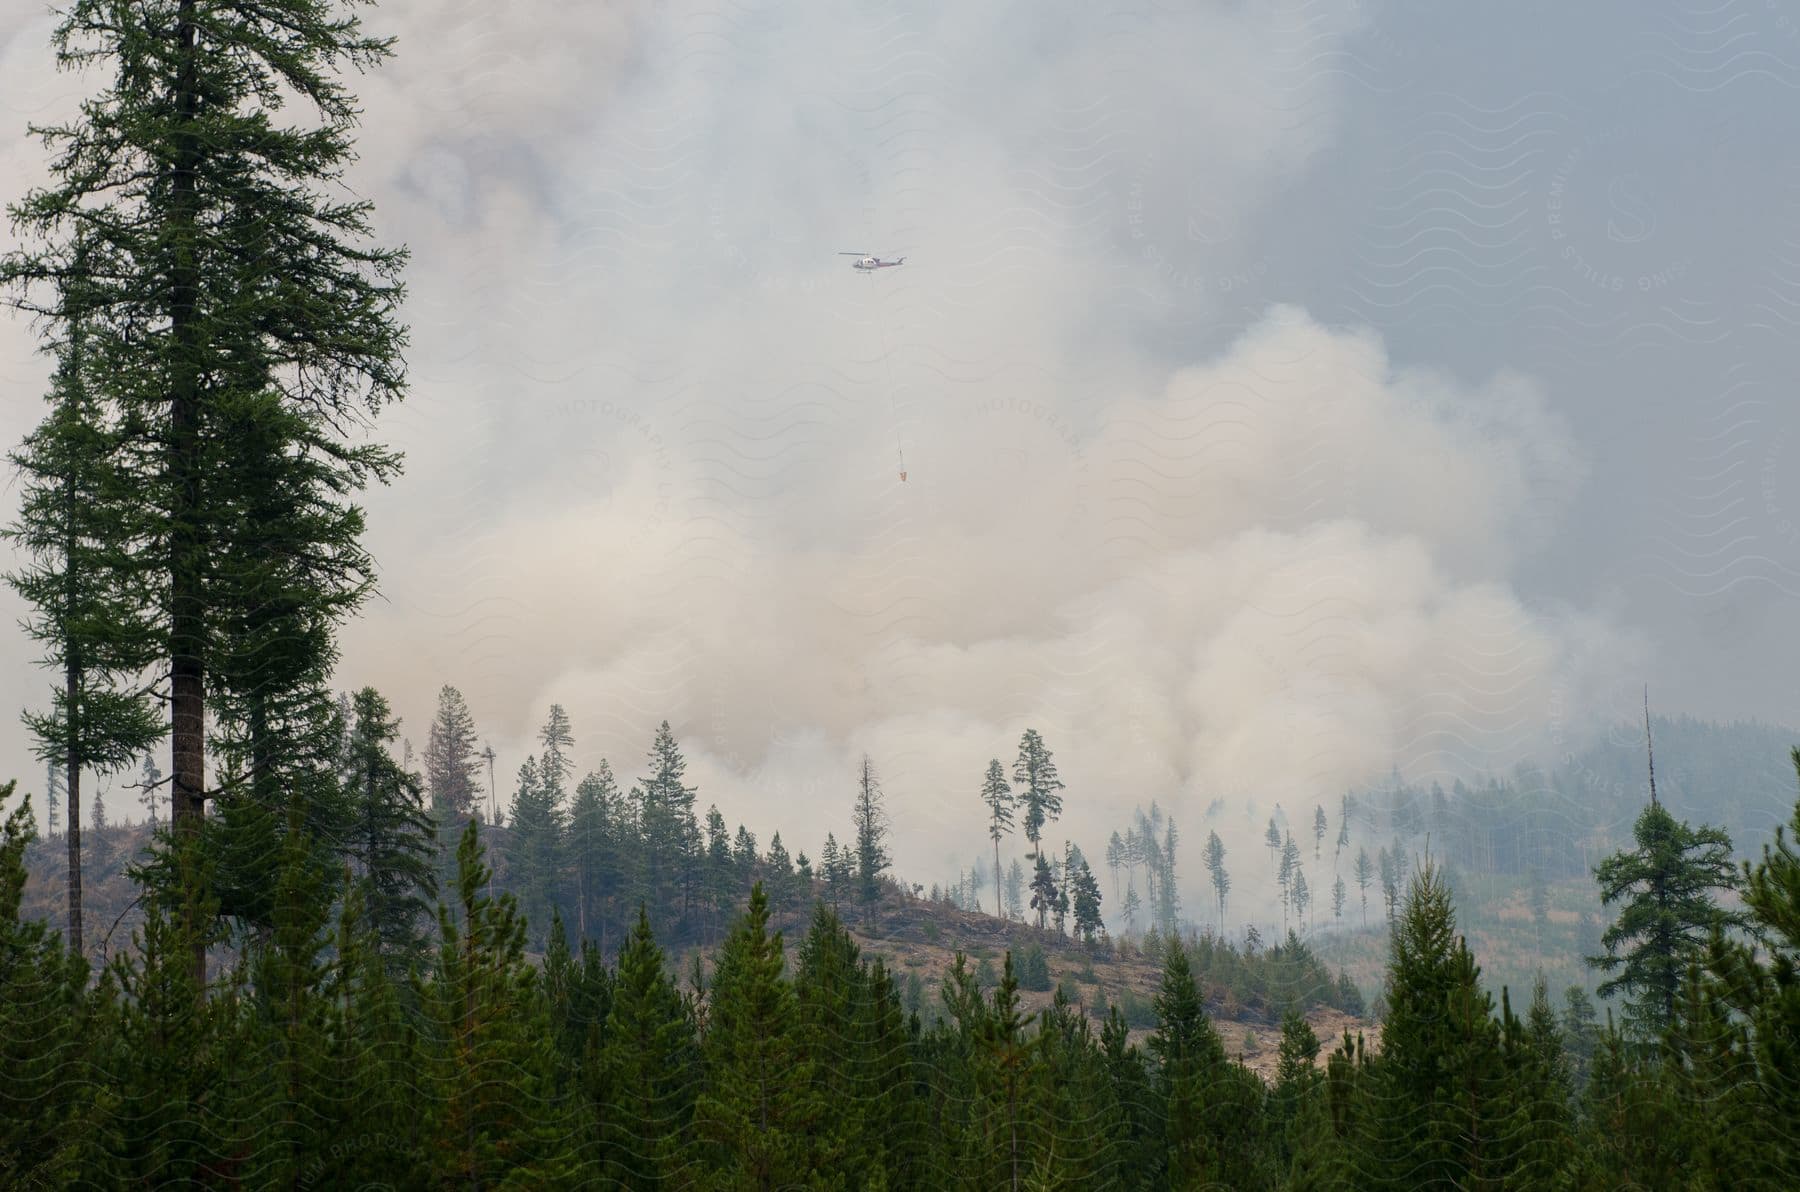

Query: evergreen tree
[1269,1006,1323,1173]
[507,755,564,946]
[706,805,733,936]
[1203,830,1229,934]
[1355,847,1374,926]
[568,762,626,948]
[598,906,701,1189]
[1559,984,1600,1090]
[426,821,575,1183]
[695,883,823,1186]
[1156,818,1181,936]
[1528,866,1550,955]
[1106,829,1124,901]
[1,0,410,990]
[1332,875,1346,922]
[821,834,844,913]
[1336,794,1350,860]
[1148,940,1260,1188]
[139,753,162,828]
[1689,746,1800,1185]
[793,903,920,1184]
[852,754,891,913]
[422,685,482,821]
[1314,804,1328,860]
[982,758,1016,916]
[1365,859,1510,1189]
[763,833,795,929]
[1498,977,1573,1187]
[636,720,699,925]
[1071,857,1103,943]
[0,788,92,1184]
[1266,817,1283,870]
[1029,854,1058,931]
[537,704,575,800]
[1588,800,1747,1042]
[4,277,161,958]
[1005,858,1025,921]
[1012,729,1065,860]
[1279,833,1299,928]
[340,687,437,975]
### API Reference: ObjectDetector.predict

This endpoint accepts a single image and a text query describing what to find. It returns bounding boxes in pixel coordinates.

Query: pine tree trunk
[63,459,84,959]
[168,0,208,993]
[994,838,1002,920]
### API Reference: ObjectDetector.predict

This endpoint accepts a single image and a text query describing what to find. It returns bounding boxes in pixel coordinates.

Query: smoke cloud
[0,1,1645,921]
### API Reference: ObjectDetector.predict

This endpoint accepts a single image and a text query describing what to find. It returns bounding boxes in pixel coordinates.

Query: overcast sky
[3,0,1798,903]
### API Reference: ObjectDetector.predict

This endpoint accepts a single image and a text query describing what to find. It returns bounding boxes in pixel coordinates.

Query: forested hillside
[2,0,1798,1186]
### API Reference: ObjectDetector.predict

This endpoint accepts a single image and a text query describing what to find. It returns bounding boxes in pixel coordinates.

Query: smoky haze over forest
[3,0,1798,914]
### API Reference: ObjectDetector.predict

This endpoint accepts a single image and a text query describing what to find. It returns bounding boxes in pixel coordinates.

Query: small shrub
[1016,944,1052,992]
[1118,988,1158,1030]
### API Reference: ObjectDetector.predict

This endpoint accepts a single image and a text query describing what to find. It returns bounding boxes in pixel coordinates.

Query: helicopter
[840,252,906,272]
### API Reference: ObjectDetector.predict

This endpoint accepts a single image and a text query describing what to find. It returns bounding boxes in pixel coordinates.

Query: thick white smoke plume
[0,2,1637,921]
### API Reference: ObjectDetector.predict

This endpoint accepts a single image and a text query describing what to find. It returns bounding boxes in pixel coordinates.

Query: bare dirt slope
[820,891,1371,1082]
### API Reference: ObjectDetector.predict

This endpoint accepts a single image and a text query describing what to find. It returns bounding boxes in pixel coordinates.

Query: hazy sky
[2,0,1798,902]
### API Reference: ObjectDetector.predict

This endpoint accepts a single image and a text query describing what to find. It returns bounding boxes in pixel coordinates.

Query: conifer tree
[422,685,483,821]
[1266,817,1282,870]
[852,754,891,914]
[764,833,795,929]
[1588,799,1747,1042]
[1,0,410,990]
[1336,794,1350,860]
[568,762,626,947]
[1365,859,1510,1189]
[821,834,844,913]
[598,905,701,1189]
[982,759,1016,915]
[1029,854,1058,931]
[1071,858,1103,943]
[426,821,575,1184]
[705,806,733,937]
[733,825,757,887]
[5,281,161,958]
[969,952,1051,1189]
[139,753,162,828]
[696,883,823,1186]
[1355,847,1374,926]
[340,687,437,975]
[636,720,699,925]
[1498,977,1574,1187]
[1203,830,1229,934]
[1006,858,1025,921]
[0,789,92,1183]
[1012,729,1064,860]
[1377,848,1398,922]
[1148,940,1259,1188]
[1332,875,1346,922]
[1314,804,1328,861]
[1269,1007,1323,1172]
[505,757,558,943]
